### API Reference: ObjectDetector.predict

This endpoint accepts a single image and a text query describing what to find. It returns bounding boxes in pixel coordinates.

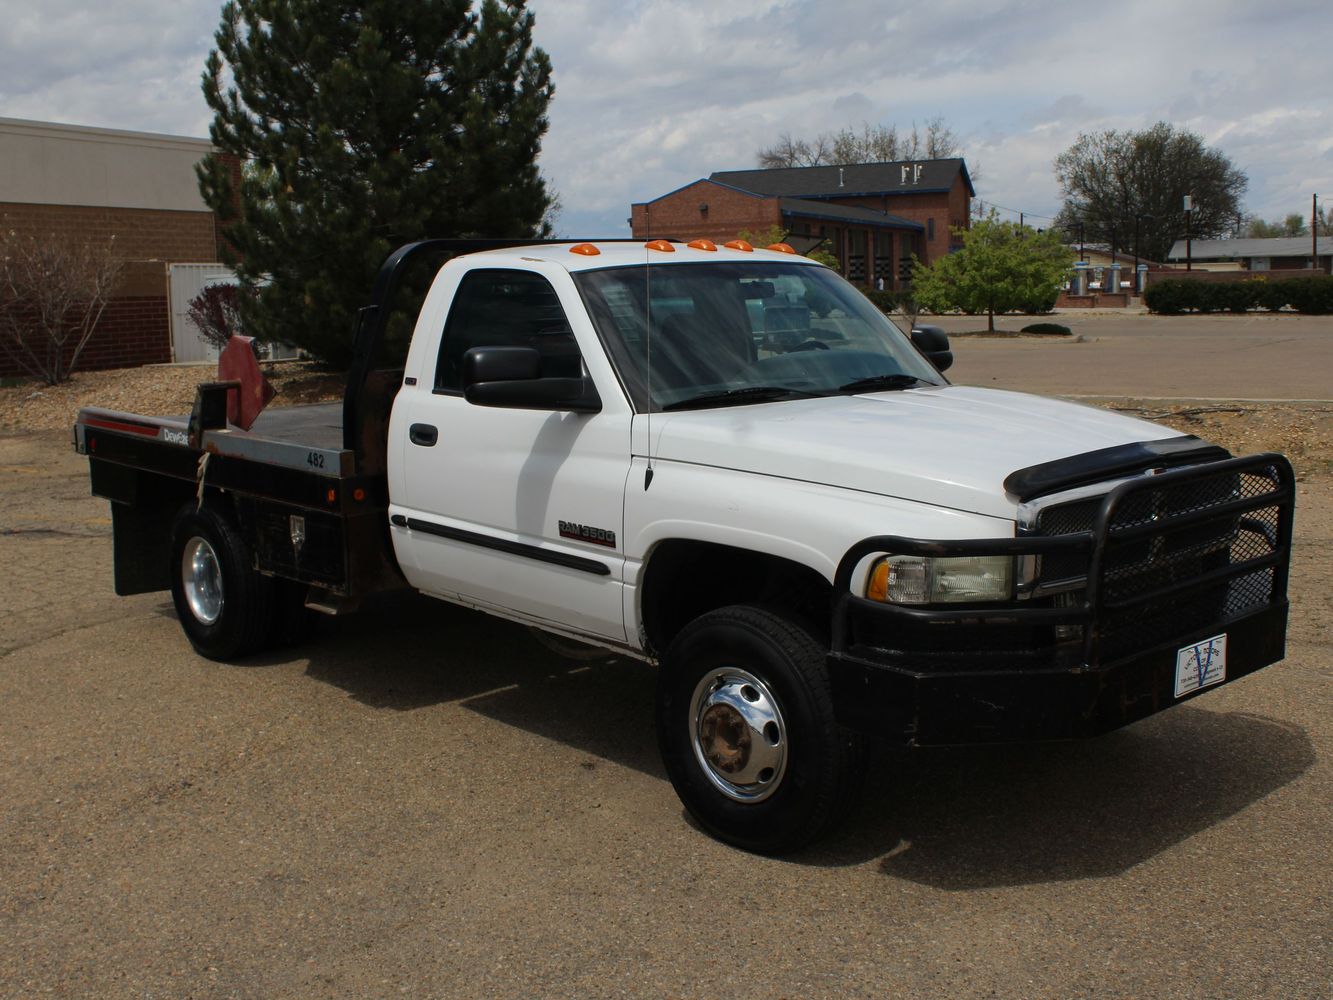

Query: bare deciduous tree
[757,117,970,170]
[1054,122,1247,262]
[0,229,123,385]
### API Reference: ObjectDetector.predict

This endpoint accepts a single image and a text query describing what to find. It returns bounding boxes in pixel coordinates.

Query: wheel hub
[182,536,223,625]
[689,668,787,802]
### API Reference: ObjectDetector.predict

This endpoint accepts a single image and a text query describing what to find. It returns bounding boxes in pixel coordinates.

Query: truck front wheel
[169,504,274,661]
[656,605,864,853]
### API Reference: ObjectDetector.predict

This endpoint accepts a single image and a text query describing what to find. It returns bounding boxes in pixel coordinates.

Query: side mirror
[462,346,602,413]
[910,325,953,373]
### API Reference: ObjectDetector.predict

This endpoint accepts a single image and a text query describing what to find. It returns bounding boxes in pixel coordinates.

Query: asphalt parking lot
[2,315,1330,998]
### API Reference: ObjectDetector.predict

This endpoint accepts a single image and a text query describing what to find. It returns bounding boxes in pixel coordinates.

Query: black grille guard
[831,453,1295,671]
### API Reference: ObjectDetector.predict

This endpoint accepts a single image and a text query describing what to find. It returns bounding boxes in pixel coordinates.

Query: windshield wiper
[662,386,821,411]
[837,373,929,394]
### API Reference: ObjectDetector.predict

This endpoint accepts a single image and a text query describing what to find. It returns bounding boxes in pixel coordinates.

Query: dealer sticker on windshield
[1174,634,1227,698]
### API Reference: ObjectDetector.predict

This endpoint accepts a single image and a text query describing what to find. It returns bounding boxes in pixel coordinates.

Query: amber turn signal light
[569,243,600,256]
[687,238,718,251]
[766,243,797,254]
[723,240,754,252]
[645,239,675,252]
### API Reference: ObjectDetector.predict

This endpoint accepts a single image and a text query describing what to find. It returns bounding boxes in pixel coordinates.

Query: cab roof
[457,240,822,274]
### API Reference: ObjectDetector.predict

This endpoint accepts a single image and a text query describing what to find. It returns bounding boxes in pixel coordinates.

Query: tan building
[0,117,238,376]
[631,159,974,289]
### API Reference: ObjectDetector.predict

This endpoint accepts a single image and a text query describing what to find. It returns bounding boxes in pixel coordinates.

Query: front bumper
[828,454,1295,746]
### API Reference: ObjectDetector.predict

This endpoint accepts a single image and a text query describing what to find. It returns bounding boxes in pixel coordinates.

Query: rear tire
[656,605,864,853]
[169,504,274,661]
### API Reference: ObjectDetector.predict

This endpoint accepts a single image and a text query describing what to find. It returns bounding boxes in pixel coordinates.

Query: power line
[973,198,1059,223]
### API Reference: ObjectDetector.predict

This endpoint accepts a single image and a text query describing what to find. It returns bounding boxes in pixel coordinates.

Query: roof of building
[778,197,923,231]
[709,158,975,200]
[1167,236,1333,260]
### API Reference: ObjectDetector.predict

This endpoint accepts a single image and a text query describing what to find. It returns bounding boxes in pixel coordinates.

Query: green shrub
[1144,279,1191,314]
[1018,287,1059,313]
[1212,281,1260,314]
[1020,322,1072,334]
[1145,276,1333,314]
[862,289,899,314]
[1284,276,1333,314]
[1254,280,1289,311]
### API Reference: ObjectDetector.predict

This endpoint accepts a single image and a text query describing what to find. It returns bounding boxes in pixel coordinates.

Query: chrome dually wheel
[181,536,224,625]
[169,504,274,661]
[690,668,787,802]
[657,605,866,854]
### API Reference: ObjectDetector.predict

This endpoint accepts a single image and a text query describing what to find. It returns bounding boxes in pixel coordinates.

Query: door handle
[409,423,438,447]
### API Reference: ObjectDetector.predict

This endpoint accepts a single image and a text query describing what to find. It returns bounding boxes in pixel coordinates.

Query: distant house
[0,116,240,376]
[1166,236,1332,274]
[631,158,974,289]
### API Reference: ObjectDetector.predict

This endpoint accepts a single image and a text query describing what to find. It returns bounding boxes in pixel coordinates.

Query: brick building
[630,158,974,288]
[0,117,238,377]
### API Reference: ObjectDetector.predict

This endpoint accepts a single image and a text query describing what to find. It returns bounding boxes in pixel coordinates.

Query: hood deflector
[1004,435,1232,502]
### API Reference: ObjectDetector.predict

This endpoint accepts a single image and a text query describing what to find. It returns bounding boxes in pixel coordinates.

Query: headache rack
[832,453,1295,673]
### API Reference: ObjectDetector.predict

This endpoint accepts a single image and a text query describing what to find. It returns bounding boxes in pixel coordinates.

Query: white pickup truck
[75,238,1294,852]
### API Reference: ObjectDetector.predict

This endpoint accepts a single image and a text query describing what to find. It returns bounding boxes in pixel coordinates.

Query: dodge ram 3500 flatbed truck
[75,238,1295,852]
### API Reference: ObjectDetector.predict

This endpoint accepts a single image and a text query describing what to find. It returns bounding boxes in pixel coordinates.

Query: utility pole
[1134,212,1152,274]
[1184,194,1193,271]
[1315,193,1321,273]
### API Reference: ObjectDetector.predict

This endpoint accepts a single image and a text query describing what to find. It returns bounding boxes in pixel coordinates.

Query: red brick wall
[631,180,780,243]
[830,175,969,264]
[0,296,170,378]
[0,202,218,262]
[0,197,231,378]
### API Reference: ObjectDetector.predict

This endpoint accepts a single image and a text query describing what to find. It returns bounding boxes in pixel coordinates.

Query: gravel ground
[1,345,1330,998]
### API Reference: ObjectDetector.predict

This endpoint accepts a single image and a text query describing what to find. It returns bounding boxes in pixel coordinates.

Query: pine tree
[197,0,555,368]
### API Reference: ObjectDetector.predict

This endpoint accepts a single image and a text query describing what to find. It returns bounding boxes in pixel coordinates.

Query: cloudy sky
[2,0,1330,236]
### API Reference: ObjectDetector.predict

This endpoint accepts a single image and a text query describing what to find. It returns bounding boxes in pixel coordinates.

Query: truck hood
[645,386,1177,520]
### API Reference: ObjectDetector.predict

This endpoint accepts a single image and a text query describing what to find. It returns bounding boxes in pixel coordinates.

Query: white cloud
[2,0,1329,232]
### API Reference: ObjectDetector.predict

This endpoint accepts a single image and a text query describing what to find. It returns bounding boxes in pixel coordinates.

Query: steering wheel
[789,340,830,352]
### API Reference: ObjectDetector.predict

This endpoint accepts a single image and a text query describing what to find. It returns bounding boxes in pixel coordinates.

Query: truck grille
[1033,460,1290,661]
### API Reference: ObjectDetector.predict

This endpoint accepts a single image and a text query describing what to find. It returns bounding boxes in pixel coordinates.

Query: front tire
[169,504,274,661]
[656,605,864,853]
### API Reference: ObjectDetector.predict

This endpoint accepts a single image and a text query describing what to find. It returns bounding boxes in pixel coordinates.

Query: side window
[434,269,579,392]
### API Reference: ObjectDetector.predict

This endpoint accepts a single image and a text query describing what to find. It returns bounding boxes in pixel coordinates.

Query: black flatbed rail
[75,396,396,601]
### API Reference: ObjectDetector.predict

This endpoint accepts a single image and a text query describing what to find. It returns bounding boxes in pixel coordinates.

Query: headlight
[866,554,1014,604]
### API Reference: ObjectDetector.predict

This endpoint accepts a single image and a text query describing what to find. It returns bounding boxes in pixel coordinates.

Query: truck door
[389,267,630,641]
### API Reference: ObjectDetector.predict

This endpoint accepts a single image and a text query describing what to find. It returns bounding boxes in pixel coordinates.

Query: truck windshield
[573,261,944,411]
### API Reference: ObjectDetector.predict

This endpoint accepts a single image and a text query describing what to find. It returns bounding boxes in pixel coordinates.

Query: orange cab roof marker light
[687,238,718,251]
[766,242,797,254]
[569,243,601,256]
[645,239,675,252]
[723,240,754,252]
